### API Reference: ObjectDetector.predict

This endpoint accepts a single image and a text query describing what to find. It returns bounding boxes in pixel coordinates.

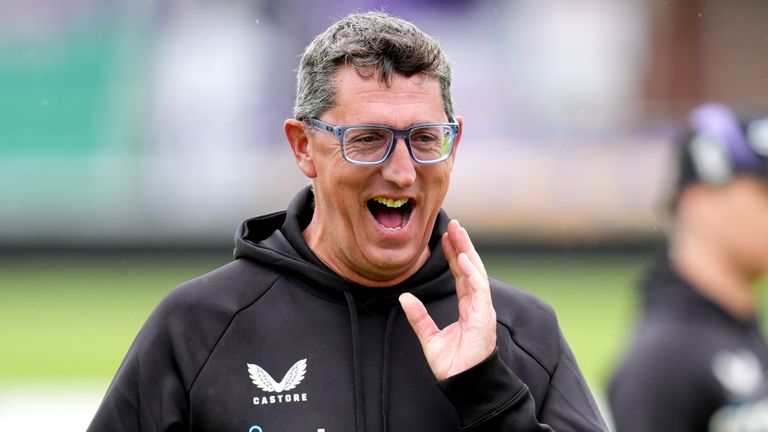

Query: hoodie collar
[234,186,456,308]
[641,252,760,328]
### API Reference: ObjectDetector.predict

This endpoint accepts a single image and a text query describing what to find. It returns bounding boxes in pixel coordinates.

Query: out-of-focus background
[1,0,767,430]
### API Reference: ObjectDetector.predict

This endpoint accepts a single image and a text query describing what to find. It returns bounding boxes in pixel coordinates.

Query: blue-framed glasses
[306,117,459,165]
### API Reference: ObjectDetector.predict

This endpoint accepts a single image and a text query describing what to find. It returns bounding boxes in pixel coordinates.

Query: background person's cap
[675,103,768,196]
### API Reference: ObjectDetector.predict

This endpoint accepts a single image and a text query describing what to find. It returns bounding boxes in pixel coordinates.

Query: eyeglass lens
[343,126,453,163]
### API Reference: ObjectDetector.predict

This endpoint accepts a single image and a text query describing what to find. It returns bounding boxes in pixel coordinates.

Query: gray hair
[293,11,454,121]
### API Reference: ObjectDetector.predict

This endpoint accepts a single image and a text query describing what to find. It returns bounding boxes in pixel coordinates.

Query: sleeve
[86,290,204,432]
[608,367,689,432]
[607,334,718,432]
[437,335,608,431]
[535,329,609,431]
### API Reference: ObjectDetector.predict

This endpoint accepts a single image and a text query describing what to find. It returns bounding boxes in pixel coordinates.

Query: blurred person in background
[608,102,768,431]
[88,11,607,432]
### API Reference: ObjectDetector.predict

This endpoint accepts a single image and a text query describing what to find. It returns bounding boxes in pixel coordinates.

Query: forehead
[329,66,445,125]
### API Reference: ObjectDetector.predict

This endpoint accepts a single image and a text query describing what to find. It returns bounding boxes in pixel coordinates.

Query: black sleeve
[87,283,225,432]
[87,308,188,430]
[608,333,719,432]
[536,329,609,430]
[438,335,608,431]
[437,349,552,431]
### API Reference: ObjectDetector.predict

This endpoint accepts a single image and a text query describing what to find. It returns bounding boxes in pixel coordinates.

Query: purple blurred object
[688,103,762,172]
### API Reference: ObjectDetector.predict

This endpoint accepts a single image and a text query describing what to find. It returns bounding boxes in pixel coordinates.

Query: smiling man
[88,12,607,432]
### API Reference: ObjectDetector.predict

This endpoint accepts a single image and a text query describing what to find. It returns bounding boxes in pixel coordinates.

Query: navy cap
[675,103,768,194]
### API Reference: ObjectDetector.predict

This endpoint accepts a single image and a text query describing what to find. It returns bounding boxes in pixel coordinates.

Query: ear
[448,115,464,166]
[284,119,317,179]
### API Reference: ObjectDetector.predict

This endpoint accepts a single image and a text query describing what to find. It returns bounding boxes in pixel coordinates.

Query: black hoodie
[608,256,768,431]
[88,187,607,432]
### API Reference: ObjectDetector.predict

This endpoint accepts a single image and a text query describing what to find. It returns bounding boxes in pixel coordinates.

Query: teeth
[373,196,409,208]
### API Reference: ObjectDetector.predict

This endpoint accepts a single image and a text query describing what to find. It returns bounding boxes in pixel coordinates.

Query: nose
[381,138,416,188]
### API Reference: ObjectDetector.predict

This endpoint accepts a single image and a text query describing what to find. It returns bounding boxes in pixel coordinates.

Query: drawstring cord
[381,305,399,432]
[344,290,366,432]
[343,291,403,432]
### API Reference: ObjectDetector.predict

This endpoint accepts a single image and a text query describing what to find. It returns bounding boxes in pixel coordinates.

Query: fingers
[457,252,488,295]
[445,220,487,280]
[441,232,462,281]
[399,293,439,349]
[446,219,471,250]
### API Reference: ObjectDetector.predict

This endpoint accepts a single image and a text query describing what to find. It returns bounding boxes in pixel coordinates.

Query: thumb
[399,293,439,348]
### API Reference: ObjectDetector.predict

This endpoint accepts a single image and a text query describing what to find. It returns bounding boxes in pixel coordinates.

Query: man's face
[295,66,461,285]
[717,176,768,275]
[693,176,768,277]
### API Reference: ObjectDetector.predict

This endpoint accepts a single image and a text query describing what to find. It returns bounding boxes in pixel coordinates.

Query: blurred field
[0,251,651,390]
[485,252,649,388]
[0,253,230,382]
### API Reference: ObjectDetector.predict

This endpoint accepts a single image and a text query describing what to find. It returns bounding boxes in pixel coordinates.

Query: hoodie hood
[234,186,456,308]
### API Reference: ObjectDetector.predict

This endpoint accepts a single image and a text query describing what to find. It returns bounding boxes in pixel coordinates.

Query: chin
[367,246,423,274]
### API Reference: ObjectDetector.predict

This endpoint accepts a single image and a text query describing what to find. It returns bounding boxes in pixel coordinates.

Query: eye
[357,135,381,143]
[410,128,443,147]
[346,129,389,145]
[411,132,439,144]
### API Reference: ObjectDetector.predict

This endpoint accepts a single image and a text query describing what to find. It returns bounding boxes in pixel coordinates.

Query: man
[89,12,606,431]
[608,103,768,431]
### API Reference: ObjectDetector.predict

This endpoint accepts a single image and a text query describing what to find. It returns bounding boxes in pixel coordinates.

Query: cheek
[741,197,768,230]
[422,166,452,192]
[753,205,768,248]
[325,173,373,225]
[729,201,768,259]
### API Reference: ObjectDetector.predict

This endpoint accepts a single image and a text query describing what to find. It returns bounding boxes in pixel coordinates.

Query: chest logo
[712,349,763,399]
[247,358,307,393]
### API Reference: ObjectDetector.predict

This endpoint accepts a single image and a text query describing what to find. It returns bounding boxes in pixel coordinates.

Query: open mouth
[367,196,413,230]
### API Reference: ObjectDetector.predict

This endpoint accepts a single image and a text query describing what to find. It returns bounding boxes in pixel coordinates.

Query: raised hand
[399,219,497,380]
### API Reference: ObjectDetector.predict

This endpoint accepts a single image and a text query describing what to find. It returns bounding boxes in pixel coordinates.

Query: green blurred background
[0,252,649,388]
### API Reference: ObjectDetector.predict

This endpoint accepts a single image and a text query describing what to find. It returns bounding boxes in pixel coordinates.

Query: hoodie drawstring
[344,290,366,432]
[380,305,399,432]
[343,291,403,432]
